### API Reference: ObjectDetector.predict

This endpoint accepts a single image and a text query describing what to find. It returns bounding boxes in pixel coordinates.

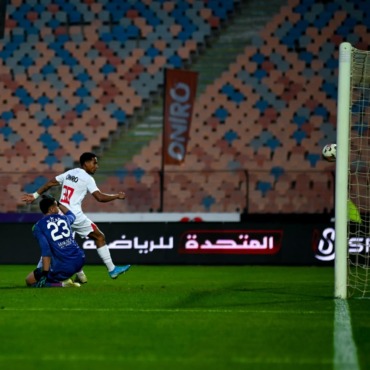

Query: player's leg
[70,229,88,284]
[72,217,114,270]
[72,216,131,279]
[25,268,77,288]
[74,270,88,284]
[88,225,131,278]
[26,262,63,287]
[71,255,86,284]
[47,266,81,288]
[25,269,37,286]
[88,225,114,269]
[68,221,90,284]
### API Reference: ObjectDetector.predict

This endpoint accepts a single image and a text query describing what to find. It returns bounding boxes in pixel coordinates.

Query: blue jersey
[33,211,85,281]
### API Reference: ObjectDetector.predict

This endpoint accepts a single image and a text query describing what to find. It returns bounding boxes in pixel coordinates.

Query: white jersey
[55,168,99,219]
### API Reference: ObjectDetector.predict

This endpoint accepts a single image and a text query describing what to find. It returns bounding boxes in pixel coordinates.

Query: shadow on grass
[0,286,29,290]
[170,283,334,311]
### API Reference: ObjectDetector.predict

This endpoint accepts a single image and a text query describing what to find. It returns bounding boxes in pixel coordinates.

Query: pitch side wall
[2,218,335,265]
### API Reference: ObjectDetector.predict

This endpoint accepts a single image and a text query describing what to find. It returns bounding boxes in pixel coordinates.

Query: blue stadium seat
[202,195,216,211]
[70,131,86,146]
[257,181,272,197]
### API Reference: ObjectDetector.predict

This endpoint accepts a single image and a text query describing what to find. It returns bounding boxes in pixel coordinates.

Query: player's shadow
[0,286,31,290]
[169,283,333,310]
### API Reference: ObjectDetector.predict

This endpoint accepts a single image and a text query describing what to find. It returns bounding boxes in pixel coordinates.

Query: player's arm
[26,256,51,287]
[33,225,53,258]
[21,178,60,204]
[31,256,51,288]
[91,190,126,203]
[57,202,77,224]
[57,202,71,215]
[27,224,53,287]
[41,256,51,273]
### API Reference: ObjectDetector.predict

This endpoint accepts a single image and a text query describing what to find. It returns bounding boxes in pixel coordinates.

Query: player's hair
[80,152,97,166]
[39,195,56,214]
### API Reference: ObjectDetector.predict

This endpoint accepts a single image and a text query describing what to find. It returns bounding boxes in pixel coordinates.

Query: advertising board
[2,220,336,265]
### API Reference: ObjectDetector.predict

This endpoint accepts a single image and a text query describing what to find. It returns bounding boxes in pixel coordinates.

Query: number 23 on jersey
[47,219,71,241]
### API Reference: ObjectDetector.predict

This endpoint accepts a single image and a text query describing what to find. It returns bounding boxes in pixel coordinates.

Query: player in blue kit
[25,195,85,288]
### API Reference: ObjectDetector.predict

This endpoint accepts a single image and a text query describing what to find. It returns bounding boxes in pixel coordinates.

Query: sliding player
[22,152,131,282]
[26,195,84,288]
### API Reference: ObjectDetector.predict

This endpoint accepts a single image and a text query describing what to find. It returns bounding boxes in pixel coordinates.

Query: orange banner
[163,68,198,165]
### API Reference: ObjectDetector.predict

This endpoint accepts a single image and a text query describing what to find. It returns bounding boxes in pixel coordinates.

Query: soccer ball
[322,144,336,162]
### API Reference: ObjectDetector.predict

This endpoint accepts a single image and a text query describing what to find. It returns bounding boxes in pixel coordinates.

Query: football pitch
[0,265,369,370]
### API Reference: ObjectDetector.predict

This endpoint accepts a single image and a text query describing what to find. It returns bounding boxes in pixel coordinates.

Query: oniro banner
[163,68,198,165]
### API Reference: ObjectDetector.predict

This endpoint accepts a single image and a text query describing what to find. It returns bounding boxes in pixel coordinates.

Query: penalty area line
[334,299,360,370]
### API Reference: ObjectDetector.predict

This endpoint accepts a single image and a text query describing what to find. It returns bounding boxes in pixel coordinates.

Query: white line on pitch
[1,307,320,314]
[334,299,360,370]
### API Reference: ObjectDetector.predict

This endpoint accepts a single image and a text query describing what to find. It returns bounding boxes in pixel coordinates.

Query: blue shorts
[35,255,85,283]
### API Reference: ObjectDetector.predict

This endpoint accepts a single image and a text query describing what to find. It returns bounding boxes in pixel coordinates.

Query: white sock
[36,256,43,269]
[97,245,115,272]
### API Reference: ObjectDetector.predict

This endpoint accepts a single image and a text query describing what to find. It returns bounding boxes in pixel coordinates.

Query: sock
[36,256,43,269]
[97,245,115,272]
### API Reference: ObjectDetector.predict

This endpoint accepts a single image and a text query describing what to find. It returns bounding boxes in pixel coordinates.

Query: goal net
[335,43,370,299]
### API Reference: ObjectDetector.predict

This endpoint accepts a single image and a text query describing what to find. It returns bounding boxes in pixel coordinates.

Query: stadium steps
[97,0,285,172]
[192,0,285,94]
[96,102,163,176]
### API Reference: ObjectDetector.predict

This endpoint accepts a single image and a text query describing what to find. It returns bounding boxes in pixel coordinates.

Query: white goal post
[335,42,351,299]
[335,42,370,299]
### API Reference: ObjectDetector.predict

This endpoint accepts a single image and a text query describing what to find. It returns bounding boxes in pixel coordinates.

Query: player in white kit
[21,152,131,282]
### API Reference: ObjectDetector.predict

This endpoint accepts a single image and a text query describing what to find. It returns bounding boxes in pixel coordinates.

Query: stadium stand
[0,0,368,213]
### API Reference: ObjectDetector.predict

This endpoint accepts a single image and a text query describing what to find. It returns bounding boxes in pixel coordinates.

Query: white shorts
[71,214,98,238]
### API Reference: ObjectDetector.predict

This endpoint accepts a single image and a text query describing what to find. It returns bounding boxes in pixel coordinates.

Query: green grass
[0,265,369,369]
